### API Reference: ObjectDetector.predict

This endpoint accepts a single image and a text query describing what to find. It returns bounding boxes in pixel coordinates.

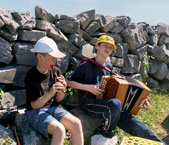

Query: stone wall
[0,5,169,144]
[0,5,169,109]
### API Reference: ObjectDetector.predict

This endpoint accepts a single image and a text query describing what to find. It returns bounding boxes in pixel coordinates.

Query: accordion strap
[80,58,124,79]
[80,58,113,74]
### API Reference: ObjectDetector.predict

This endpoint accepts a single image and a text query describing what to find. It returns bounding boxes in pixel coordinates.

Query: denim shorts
[26,106,69,138]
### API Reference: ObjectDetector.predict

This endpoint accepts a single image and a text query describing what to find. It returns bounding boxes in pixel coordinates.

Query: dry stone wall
[0,5,169,144]
[0,5,169,109]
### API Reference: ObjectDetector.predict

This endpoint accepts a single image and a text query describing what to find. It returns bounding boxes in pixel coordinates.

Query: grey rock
[35,5,55,24]
[75,42,95,59]
[0,7,19,34]
[57,41,78,56]
[90,31,105,37]
[73,9,95,30]
[156,23,169,36]
[132,44,148,60]
[164,68,169,80]
[89,37,97,46]
[0,27,18,41]
[121,54,140,74]
[158,34,167,45]
[111,43,125,58]
[149,59,159,75]
[22,18,36,30]
[94,14,106,27]
[164,36,169,45]
[120,26,132,37]
[78,29,93,43]
[148,33,159,46]
[149,60,168,80]
[36,19,52,31]
[0,65,31,87]
[0,37,13,64]
[1,90,26,108]
[15,109,50,145]
[55,54,69,73]
[70,108,102,137]
[47,24,68,42]
[11,11,31,27]
[101,18,116,32]
[18,29,46,42]
[146,25,155,35]
[124,23,149,50]
[159,80,169,90]
[85,21,100,35]
[68,33,86,47]
[12,42,36,66]
[0,18,5,28]
[110,56,124,68]
[148,45,168,62]
[147,77,159,88]
[60,15,76,21]
[58,20,80,33]
[110,22,123,34]
[116,16,131,28]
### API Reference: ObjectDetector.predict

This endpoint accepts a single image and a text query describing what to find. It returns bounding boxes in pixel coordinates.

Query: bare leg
[47,120,66,145]
[60,114,84,145]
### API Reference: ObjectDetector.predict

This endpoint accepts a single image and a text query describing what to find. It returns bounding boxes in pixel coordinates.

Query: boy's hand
[139,97,150,109]
[88,85,104,96]
[50,81,66,96]
[57,75,67,87]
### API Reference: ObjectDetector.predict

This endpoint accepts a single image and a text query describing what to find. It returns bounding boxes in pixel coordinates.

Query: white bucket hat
[30,36,66,58]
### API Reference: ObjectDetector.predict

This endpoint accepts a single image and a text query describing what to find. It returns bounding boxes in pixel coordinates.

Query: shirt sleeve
[66,62,87,83]
[106,62,119,74]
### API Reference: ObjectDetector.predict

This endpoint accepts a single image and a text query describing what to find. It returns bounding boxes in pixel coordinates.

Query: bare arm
[31,88,56,109]
[66,79,104,96]
[31,75,67,109]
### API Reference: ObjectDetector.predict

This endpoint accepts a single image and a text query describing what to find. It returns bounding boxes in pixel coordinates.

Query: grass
[64,88,169,145]
[114,88,169,145]
[0,133,14,145]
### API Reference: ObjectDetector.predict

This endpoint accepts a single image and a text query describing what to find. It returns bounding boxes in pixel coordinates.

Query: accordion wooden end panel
[99,76,151,115]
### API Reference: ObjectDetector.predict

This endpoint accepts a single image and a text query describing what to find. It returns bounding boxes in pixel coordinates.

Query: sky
[0,0,169,26]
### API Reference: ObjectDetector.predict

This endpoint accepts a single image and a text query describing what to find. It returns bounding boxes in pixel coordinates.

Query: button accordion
[98,75,151,115]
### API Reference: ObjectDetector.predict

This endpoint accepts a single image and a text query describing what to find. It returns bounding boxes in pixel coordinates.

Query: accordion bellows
[99,75,151,115]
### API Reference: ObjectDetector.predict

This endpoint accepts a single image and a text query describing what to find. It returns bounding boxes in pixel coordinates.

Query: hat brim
[102,42,117,49]
[49,51,66,58]
[30,48,66,58]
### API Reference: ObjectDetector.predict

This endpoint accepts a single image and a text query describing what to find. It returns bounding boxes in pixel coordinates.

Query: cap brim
[30,48,66,58]
[106,42,117,49]
[30,48,35,53]
[49,51,66,58]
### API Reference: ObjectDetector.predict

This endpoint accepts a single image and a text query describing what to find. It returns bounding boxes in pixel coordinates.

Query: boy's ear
[95,44,99,50]
[36,53,43,59]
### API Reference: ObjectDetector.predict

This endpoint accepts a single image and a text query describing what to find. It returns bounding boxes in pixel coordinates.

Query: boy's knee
[109,98,121,111]
[48,121,65,136]
[72,117,83,130]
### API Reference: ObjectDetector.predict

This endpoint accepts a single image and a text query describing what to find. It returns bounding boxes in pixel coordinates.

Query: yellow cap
[96,35,117,49]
